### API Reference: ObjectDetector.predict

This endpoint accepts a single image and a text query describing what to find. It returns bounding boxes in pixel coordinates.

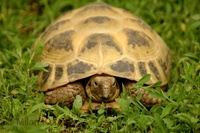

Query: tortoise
[33,2,171,113]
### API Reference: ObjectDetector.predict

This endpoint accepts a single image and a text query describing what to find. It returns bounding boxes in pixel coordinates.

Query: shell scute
[42,19,70,39]
[44,30,74,52]
[55,66,63,81]
[84,16,112,24]
[110,60,134,73]
[67,61,94,76]
[148,61,160,80]
[138,62,147,76]
[124,28,151,48]
[78,33,122,65]
[40,66,52,88]
[83,33,121,52]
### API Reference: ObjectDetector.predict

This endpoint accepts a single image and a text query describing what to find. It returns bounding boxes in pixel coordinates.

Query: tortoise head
[86,75,120,102]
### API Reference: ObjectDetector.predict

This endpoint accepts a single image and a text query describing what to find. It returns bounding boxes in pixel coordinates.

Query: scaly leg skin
[44,82,86,107]
[124,81,163,108]
[81,100,121,113]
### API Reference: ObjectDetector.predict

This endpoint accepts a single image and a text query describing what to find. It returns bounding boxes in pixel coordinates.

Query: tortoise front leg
[124,81,163,108]
[44,82,86,107]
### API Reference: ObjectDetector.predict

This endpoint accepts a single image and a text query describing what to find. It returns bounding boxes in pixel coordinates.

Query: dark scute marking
[86,41,97,49]
[42,19,69,38]
[127,18,153,32]
[81,34,121,53]
[124,28,151,48]
[42,66,52,86]
[138,62,147,76]
[45,30,74,52]
[81,41,98,53]
[105,40,121,52]
[84,16,112,24]
[55,66,63,80]
[148,61,160,80]
[158,59,167,72]
[67,61,93,76]
[110,60,134,73]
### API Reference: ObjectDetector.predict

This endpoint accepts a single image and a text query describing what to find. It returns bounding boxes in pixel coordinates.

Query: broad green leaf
[147,81,162,88]
[175,113,198,128]
[27,103,48,114]
[134,74,151,88]
[120,84,128,98]
[163,118,174,129]
[33,62,48,70]
[154,113,168,133]
[160,103,174,118]
[128,96,148,111]
[97,103,105,115]
[135,115,154,130]
[115,98,130,114]
[181,75,198,88]
[72,95,83,114]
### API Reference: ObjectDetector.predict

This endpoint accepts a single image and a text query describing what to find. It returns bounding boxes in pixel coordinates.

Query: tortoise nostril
[103,88,110,98]
[102,97,108,101]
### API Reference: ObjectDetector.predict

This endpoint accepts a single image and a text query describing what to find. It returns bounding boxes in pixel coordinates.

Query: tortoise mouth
[90,93,117,103]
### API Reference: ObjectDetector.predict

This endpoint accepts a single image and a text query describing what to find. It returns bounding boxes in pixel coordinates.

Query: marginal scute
[55,66,63,80]
[41,66,52,86]
[110,60,134,73]
[148,61,160,80]
[158,59,167,72]
[67,61,94,76]
[138,62,147,76]
[124,28,151,48]
[84,16,112,24]
[44,30,74,52]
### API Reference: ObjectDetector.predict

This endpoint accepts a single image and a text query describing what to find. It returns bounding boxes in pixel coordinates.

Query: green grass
[0,0,200,132]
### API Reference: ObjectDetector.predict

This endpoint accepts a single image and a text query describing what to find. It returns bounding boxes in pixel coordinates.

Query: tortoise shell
[34,2,171,92]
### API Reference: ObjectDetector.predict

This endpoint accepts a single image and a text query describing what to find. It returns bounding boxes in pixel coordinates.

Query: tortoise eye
[93,81,98,88]
[112,81,116,87]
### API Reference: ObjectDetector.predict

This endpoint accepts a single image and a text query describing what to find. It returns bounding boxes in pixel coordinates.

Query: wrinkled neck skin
[86,75,120,102]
